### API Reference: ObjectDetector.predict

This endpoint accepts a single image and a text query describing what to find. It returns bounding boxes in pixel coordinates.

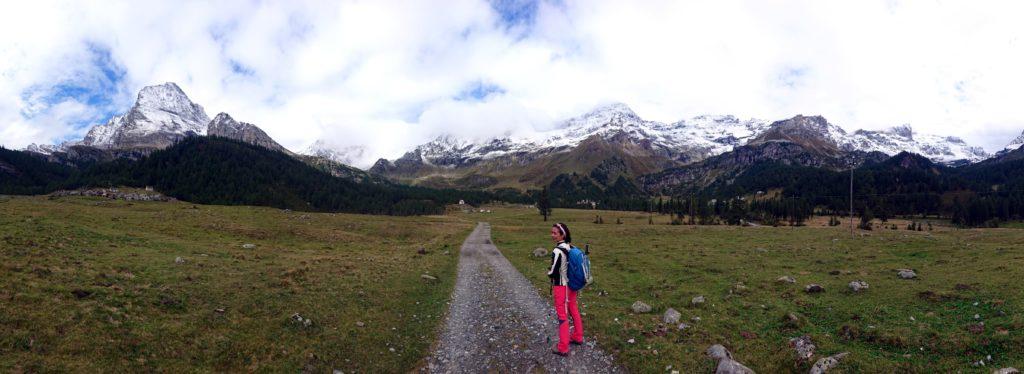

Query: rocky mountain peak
[749,115,845,155]
[79,82,210,149]
[1006,130,1024,151]
[207,112,290,154]
[888,124,913,140]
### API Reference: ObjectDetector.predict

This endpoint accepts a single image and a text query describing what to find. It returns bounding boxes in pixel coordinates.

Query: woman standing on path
[548,222,584,356]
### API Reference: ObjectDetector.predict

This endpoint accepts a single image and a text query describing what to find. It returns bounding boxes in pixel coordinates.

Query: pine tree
[537,187,552,221]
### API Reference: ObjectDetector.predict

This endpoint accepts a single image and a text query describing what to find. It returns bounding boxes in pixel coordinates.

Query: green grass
[482,206,1024,373]
[0,196,472,372]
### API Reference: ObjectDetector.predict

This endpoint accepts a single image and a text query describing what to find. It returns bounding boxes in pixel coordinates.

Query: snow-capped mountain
[24,143,62,155]
[24,82,297,158]
[844,125,989,164]
[1005,130,1024,152]
[387,103,768,170]
[301,140,367,167]
[79,82,210,149]
[381,103,988,171]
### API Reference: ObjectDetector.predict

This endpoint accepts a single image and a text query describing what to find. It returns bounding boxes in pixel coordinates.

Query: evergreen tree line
[2,137,529,216]
[701,153,1024,227]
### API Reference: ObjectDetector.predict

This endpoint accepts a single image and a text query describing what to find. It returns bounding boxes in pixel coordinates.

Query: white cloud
[2,0,1024,166]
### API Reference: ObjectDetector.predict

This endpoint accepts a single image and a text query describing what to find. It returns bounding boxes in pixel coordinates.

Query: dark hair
[553,222,572,243]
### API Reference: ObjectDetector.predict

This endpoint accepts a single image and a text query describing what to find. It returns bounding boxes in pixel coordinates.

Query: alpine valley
[5,82,1024,224]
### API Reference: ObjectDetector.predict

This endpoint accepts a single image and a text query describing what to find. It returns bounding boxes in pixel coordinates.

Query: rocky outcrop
[207,113,292,155]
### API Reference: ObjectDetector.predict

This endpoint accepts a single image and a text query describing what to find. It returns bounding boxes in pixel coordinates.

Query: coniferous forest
[1,137,529,216]
[5,139,1024,225]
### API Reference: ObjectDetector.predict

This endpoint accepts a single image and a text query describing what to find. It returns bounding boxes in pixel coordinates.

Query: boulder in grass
[777,276,796,284]
[992,368,1020,374]
[848,280,869,292]
[692,295,706,306]
[789,335,816,363]
[805,284,825,293]
[631,301,652,313]
[532,247,548,257]
[809,352,849,374]
[706,344,756,374]
[242,243,256,249]
[663,308,682,324]
[897,269,917,279]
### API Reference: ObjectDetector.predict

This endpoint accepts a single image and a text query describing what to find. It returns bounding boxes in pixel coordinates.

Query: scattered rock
[214,307,226,313]
[805,284,825,293]
[755,247,768,253]
[532,247,548,257]
[706,344,756,374]
[789,335,816,363]
[992,368,1020,374]
[355,321,365,327]
[897,269,917,279]
[677,323,690,331]
[809,352,849,374]
[848,280,869,292]
[663,308,682,324]
[732,283,748,294]
[692,295,706,306]
[71,289,92,299]
[174,256,185,264]
[777,276,797,284]
[421,274,437,281]
[631,301,652,313]
[290,313,313,327]
[627,338,636,344]
[692,316,702,322]
[242,243,256,249]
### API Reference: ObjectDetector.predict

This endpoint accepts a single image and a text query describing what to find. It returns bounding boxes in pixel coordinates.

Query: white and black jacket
[547,242,571,286]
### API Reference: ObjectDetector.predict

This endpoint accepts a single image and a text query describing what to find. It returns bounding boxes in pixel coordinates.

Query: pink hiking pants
[552,285,584,353]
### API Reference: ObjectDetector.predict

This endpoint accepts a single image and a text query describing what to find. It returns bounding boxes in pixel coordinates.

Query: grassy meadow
[0,195,471,372]
[483,205,1024,373]
[3,194,1022,373]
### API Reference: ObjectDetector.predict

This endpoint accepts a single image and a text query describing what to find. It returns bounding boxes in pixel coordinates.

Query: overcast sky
[2,0,1023,167]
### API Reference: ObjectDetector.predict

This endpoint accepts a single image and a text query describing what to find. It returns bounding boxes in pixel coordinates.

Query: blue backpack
[566,244,593,291]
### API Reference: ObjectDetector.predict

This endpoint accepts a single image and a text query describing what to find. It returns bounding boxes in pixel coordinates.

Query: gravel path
[425,223,624,373]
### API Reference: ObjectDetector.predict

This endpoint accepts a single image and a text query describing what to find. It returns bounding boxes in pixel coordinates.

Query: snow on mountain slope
[843,125,989,163]
[379,103,991,168]
[301,140,367,166]
[1005,130,1024,152]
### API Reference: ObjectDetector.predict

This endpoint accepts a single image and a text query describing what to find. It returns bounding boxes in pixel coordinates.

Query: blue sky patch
[490,0,539,30]
[20,42,127,134]
[455,81,506,101]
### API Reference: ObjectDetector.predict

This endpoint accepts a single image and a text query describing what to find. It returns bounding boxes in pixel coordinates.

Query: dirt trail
[424,222,623,373]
